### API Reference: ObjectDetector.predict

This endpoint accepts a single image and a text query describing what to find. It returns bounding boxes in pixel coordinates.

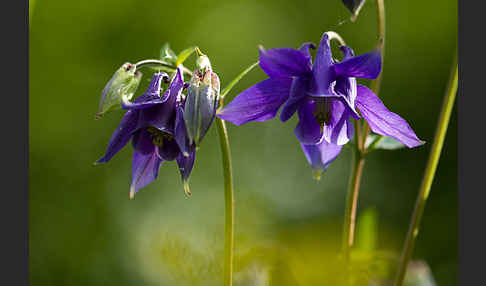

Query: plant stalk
[216,117,235,286]
[342,0,386,264]
[393,56,458,286]
[342,149,366,261]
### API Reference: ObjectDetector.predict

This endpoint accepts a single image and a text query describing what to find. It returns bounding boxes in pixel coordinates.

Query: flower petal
[311,33,335,97]
[333,50,382,79]
[121,72,168,110]
[259,46,312,78]
[322,99,354,145]
[130,147,163,199]
[176,150,196,196]
[136,69,184,132]
[174,104,192,157]
[333,76,360,119]
[301,139,342,175]
[299,42,316,66]
[161,68,184,102]
[294,100,324,145]
[95,110,138,164]
[158,138,180,161]
[332,45,360,119]
[356,85,424,148]
[217,78,293,125]
[280,76,309,122]
[131,128,155,155]
[340,46,355,60]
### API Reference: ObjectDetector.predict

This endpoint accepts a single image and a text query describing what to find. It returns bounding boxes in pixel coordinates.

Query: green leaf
[365,134,406,151]
[220,61,259,99]
[160,43,177,64]
[176,46,196,66]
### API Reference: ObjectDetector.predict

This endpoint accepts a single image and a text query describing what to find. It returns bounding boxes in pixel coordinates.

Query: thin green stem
[215,61,257,286]
[134,59,192,75]
[369,0,386,95]
[342,0,386,271]
[361,0,386,148]
[394,56,458,286]
[221,61,259,99]
[216,117,235,286]
[342,148,365,260]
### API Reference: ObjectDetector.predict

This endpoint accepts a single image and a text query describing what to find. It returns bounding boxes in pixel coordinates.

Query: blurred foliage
[30,0,457,285]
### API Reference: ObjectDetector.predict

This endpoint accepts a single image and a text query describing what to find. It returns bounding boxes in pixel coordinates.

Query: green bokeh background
[30,0,457,285]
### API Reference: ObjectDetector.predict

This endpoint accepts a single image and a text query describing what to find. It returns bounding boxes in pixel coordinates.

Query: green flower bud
[184,65,220,146]
[96,62,142,119]
[195,47,212,72]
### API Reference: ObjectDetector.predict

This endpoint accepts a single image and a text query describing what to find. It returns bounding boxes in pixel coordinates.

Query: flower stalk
[394,55,458,286]
[134,59,193,75]
[216,117,235,286]
[342,0,386,261]
[342,146,365,261]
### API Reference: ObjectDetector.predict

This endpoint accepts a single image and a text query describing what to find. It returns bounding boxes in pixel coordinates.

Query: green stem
[361,0,386,147]
[216,117,235,286]
[134,59,192,75]
[342,148,365,261]
[394,56,458,286]
[342,0,386,265]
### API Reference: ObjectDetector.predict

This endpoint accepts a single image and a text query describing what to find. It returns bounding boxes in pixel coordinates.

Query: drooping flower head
[218,32,423,176]
[95,69,196,198]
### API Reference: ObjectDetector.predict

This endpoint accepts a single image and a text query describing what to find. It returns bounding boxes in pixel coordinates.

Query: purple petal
[301,139,342,174]
[158,138,180,161]
[122,95,165,110]
[332,45,360,119]
[121,72,168,110]
[299,42,316,66]
[130,148,163,199]
[95,110,138,164]
[356,85,424,148]
[175,104,192,156]
[176,150,196,196]
[333,76,360,119]
[217,78,293,125]
[333,50,382,79]
[137,69,184,132]
[294,100,324,145]
[259,46,312,78]
[161,68,184,102]
[311,33,335,97]
[322,99,354,145]
[280,76,309,122]
[340,46,355,60]
[131,128,155,155]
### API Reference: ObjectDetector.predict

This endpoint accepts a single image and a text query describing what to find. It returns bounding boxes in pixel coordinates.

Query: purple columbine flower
[218,32,423,174]
[95,69,196,198]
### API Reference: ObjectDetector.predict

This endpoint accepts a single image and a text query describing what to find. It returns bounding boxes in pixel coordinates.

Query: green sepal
[96,63,142,119]
[184,70,220,146]
[176,46,196,67]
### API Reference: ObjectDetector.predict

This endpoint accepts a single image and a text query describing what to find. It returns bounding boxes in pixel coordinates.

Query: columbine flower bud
[184,49,220,146]
[96,62,142,119]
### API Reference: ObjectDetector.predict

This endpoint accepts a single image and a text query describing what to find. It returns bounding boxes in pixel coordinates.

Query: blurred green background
[30,0,457,285]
